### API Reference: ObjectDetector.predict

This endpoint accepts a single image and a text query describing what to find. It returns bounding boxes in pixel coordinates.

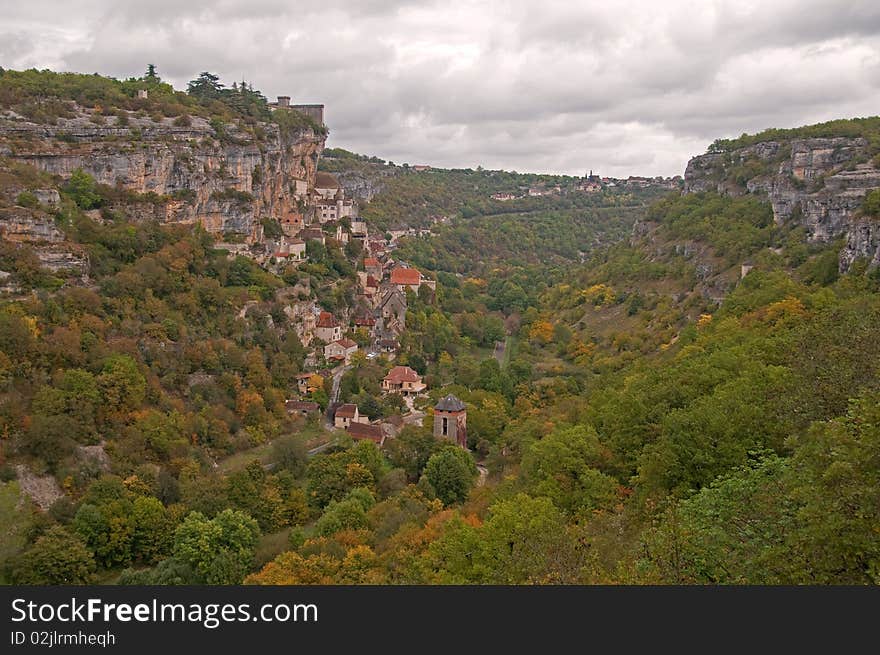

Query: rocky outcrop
[0,106,326,240]
[34,245,89,275]
[840,215,880,270]
[0,208,65,243]
[14,464,63,510]
[334,168,394,202]
[684,136,880,271]
[0,205,88,278]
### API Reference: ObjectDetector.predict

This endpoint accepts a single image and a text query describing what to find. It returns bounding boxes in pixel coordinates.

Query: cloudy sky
[4,0,880,176]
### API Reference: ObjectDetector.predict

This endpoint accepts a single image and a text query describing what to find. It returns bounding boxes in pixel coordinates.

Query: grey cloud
[3,0,880,176]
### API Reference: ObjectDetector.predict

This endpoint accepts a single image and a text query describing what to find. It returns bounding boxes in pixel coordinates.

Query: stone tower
[434,394,467,448]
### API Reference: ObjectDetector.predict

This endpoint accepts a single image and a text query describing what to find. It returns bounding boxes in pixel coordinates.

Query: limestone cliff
[0,105,326,240]
[318,152,400,202]
[684,136,880,271]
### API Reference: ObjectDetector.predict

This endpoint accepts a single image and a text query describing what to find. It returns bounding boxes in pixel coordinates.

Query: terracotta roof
[365,275,379,287]
[384,365,422,384]
[316,312,339,328]
[288,238,305,245]
[390,267,422,286]
[315,172,340,189]
[295,373,313,379]
[435,394,466,412]
[335,403,358,419]
[346,422,383,443]
[354,316,376,326]
[333,338,358,349]
[363,257,380,268]
[285,400,319,412]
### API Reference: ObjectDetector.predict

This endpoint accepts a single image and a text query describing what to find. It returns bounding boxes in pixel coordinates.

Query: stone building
[285,400,319,416]
[291,104,325,125]
[381,366,426,396]
[269,97,325,126]
[346,421,384,445]
[433,394,467,448]
[324,338,358,365]
[363,257,383,278]
[377,286,407,334]
[315,311,342,343]
[335,403,368,428]
[314,172,341,200]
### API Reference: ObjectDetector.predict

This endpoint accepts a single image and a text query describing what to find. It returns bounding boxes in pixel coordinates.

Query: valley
[0,67,878,586]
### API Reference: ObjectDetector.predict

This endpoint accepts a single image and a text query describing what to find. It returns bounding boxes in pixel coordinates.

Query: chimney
[277,96,290,108]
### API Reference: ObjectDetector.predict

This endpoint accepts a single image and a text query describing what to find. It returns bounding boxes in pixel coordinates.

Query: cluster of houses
[288,356,458,450]
[208,145,469,452]
[326,382,466,449]
[488,170,683,201]
[213,169,369,271]
[310,256,436,365]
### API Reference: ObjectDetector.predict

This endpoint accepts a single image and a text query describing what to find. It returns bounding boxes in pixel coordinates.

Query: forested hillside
[1,86,878,585]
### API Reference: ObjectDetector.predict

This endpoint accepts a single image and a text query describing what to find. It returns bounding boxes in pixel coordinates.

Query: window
[442,417,448,436]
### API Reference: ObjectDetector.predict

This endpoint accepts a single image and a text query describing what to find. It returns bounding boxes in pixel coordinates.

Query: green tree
[787,391,880,584]
[73,500,135,567]
[422,447,477,506]
[271,435,308,476]
[522,425,618,515]
[64,168,102,210]
[131,496,173,564]
[97,354,146,414]
[478,494,581,583]
[315,489,375,537]
[640,454,801,584]
[10,526,96,584]
[119,557,198,585]
[172,509,260,584]
[426,494,581,584]
[186,71,223,100]
[385,426,441,481]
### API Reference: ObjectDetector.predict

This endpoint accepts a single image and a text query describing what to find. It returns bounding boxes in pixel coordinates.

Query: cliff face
[0,107,325,240]
[317,153,401,203]
[334,168,394,202]
[684,137,880,271]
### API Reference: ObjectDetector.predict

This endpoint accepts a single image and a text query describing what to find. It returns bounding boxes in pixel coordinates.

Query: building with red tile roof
[315,312,341,343]
[390,267,423,292]
[346,422,385,445]
[334,403,369,428]
[382,365,427,396]
[325,338,358,364]
[364,257,382,278]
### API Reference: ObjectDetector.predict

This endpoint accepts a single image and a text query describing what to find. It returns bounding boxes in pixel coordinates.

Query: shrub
[15,191,39,208]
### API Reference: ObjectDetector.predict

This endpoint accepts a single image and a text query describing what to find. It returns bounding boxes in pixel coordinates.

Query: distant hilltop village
[490,170,682,201]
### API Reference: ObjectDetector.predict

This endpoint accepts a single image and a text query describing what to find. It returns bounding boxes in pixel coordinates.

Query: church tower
[434,394,467,448]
